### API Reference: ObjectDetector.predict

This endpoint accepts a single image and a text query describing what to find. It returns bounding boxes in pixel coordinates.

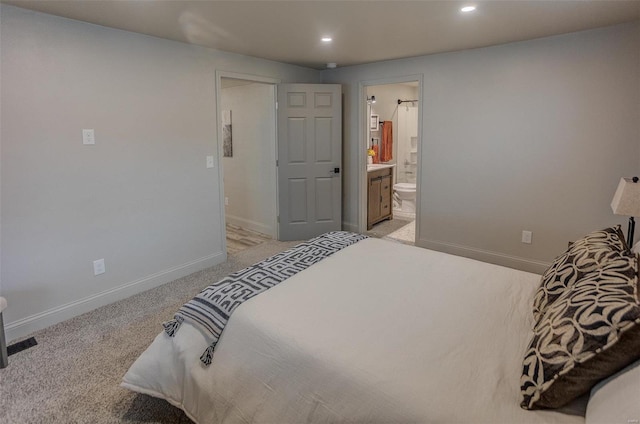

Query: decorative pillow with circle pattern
[532,226,628,321]
[521,252,640,409]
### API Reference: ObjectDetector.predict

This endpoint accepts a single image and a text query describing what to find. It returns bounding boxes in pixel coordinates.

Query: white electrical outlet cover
[83,129,95,145]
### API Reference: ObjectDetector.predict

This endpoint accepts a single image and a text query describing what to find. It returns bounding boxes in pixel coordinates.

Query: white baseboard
[5,252,226,343]
[416,237,550,275]
[342,221,358,233]
[226,215,275,238]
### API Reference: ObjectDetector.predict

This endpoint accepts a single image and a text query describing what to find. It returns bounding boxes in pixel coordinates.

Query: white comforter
[122,238,583,424]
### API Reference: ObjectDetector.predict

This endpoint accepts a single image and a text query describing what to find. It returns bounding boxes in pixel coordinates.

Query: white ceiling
[4,0,640,70]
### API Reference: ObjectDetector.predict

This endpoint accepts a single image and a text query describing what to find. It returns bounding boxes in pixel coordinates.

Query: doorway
[361,80,421,245]
[219,76,277,253]
[217,76,342,251]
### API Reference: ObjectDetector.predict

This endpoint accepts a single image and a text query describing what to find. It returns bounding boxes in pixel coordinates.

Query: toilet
[393,183,416,217]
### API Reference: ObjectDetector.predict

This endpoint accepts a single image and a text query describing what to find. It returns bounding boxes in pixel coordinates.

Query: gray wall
[2,4,639,341]
[323,22,640,272]
[221,82,277,237]
[0,5,319,341]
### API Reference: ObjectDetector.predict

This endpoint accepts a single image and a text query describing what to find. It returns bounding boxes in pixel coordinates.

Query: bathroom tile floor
[383,220,415,245]
[365,217,413,241]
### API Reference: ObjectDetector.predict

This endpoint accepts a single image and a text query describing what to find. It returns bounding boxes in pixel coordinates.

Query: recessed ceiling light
[321,37,333,42]
[460,5,476,12]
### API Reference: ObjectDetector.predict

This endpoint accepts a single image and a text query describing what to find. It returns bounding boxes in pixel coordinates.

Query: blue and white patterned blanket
[163,231,368,366]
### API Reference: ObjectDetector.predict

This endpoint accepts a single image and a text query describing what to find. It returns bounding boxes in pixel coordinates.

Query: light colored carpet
[383,220,415,245]
[0,239,299,424]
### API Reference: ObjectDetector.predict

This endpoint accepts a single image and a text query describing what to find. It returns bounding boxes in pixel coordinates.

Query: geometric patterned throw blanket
[163,231,368,366]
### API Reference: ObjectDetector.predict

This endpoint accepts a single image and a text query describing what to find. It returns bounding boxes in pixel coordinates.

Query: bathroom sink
[367,163,395,172]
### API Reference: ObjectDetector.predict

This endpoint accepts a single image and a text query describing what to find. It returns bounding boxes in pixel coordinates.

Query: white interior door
[277,84,342,241]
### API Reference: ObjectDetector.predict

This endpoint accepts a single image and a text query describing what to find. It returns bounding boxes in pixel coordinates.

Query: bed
[122,230,640,424]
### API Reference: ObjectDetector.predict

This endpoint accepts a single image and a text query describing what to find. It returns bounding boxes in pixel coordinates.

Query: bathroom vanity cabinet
[367,167,393,230]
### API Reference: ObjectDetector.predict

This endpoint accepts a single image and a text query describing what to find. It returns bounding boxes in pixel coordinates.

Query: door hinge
[276,159,279,167]
[276,101,279,110]
[277,215,280,223]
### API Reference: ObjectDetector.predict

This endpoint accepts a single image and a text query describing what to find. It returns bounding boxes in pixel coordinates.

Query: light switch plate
[206,155,214,168]
[83,129,95,145]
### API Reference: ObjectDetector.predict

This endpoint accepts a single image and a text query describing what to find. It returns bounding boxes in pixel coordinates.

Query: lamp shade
[611,177,640,216]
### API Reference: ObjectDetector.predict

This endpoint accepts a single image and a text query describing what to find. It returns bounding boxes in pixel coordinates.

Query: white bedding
[122,238,584,424]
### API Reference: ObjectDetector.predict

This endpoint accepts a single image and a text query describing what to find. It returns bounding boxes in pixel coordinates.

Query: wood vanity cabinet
[367,167,393,230]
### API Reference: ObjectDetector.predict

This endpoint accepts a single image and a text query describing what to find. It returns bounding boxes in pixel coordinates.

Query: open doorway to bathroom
[219,76,277,254]
[363,81,419,245]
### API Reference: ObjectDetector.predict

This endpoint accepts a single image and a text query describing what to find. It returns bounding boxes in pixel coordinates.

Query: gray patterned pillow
[521,253,640,409]
[532,226,628,321]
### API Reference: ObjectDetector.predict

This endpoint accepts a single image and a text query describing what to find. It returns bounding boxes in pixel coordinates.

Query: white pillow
[585,360,640,424]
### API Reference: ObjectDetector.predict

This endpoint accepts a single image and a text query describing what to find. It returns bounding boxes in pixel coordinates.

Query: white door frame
[215,71,281,254]
[357,75,424,240]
